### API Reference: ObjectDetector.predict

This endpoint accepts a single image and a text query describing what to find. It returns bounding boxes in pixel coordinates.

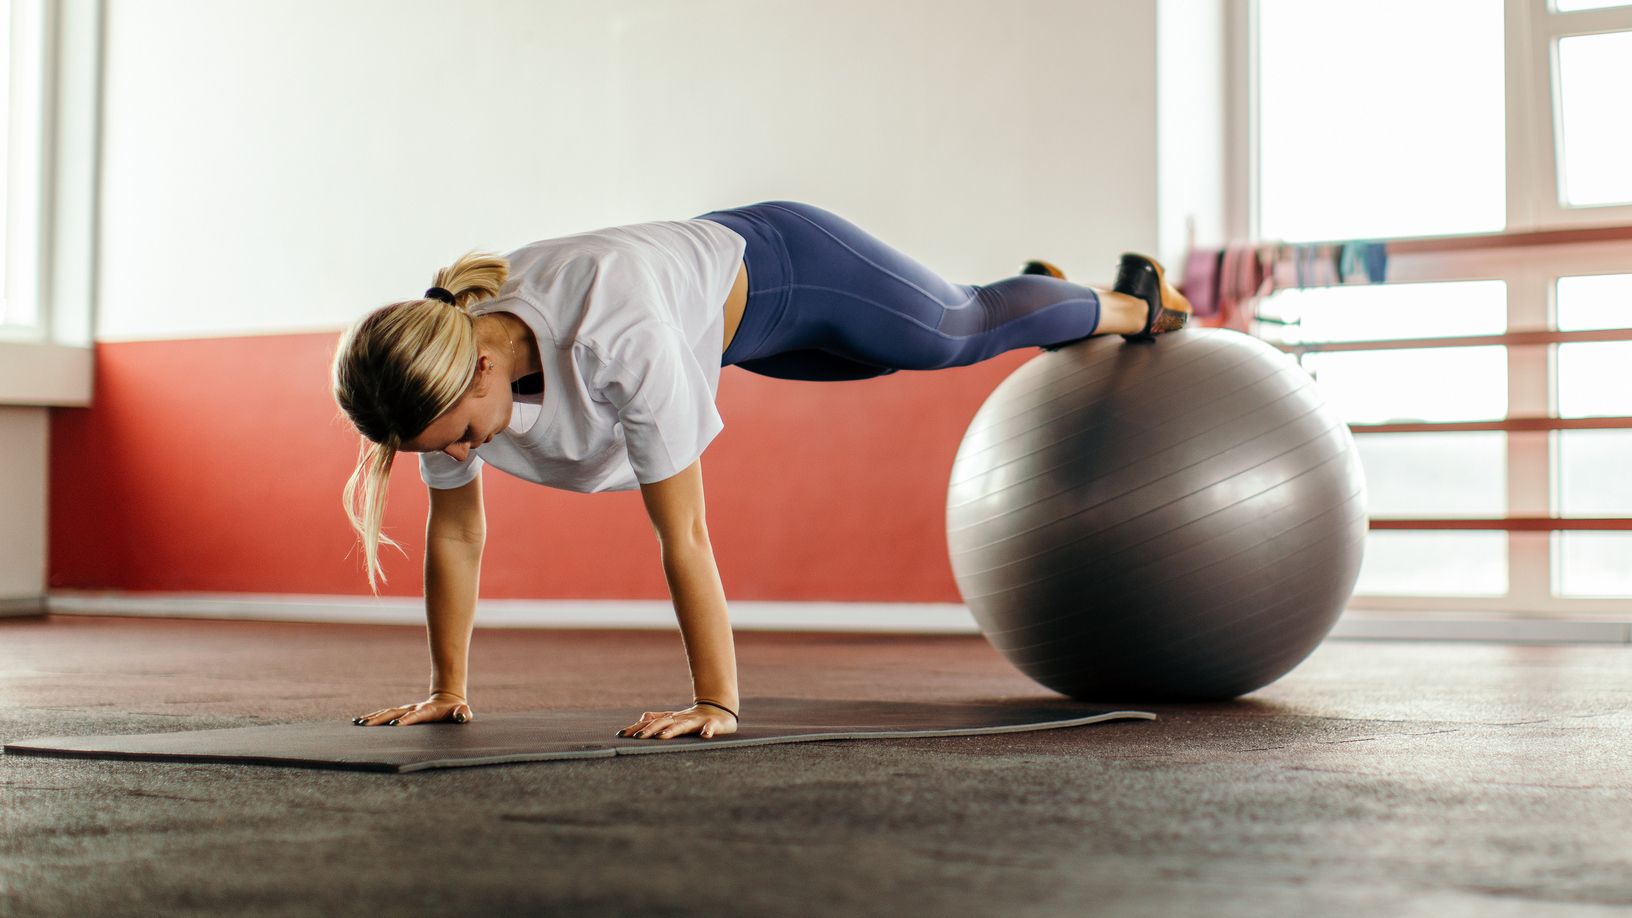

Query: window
[1246,0,1632,615]
[1535,1,1632,221]
[0,3,10,327]
[0,0,63,344]
[1,0,50,338]
[1553,273,1632,597]
[0,0,101,372]
[1256,0,1506,242]
[1555,31,1632,207]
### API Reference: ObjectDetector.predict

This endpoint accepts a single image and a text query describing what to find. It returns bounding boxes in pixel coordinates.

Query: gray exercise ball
[946,328,1368,701]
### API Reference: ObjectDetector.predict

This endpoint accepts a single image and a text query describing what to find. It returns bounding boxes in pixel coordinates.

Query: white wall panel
[95,0,1161,340]
[0,407,47,599]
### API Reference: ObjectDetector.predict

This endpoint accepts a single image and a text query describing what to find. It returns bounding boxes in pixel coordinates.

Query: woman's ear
[464,355,492,398]
[471,353,509,400]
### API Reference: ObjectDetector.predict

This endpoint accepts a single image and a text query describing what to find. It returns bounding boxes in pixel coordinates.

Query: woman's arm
[353,474,484,727]
[618,457,740,740]
[424,475,486,699]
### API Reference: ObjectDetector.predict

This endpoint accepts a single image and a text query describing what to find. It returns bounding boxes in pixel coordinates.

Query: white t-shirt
[418,218,747,493]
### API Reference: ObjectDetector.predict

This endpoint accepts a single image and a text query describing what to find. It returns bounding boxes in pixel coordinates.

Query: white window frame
[1,0,46,340]
[1228,0,1632,618]
[1512,0,1632,229]
[1367,242,1632,617]
[0,0,100,407]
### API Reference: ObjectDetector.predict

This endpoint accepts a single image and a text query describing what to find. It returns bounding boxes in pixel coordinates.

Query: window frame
[1513,0,1632,228]
[1230,0,1632,617]
[0,0,51,341]
[1365,241,1632,617]
[0,0,101,408]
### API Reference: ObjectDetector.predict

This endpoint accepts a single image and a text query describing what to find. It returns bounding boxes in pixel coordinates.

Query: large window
[1,0,50,339]
[1,0,16,329]
[1257,0,1507,241]
[0,0,101,375]
[1,0,17,328]
[1248,0,1632,615]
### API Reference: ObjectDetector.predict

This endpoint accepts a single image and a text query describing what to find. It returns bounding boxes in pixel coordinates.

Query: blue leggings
[693,200,1103,380]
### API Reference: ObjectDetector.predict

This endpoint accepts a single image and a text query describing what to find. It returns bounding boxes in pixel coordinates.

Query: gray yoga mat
[4,697,1156,773]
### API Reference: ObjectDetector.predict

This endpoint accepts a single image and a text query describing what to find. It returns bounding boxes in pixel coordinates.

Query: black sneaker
[1115,253,1193,342]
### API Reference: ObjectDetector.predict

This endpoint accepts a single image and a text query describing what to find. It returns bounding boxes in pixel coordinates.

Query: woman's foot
[1031,256,1176,350]
[1115,253,1192,342]
[1021,259,1067,279]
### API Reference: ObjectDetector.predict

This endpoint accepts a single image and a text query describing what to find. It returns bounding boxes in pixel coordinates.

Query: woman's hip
[695,200,972,365]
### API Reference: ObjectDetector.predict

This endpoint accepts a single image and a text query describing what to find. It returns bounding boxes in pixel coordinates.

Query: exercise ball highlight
[945,328,1367,701]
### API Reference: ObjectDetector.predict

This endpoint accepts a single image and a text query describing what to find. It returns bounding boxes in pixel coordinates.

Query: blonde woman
[330,200,1192,741]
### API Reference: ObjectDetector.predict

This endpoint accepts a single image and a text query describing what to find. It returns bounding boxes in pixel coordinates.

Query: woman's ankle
[1096,290,1149,336]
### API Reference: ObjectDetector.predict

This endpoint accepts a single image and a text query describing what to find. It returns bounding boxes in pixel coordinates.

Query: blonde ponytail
[340,437,405,592]
[331,251,510,591]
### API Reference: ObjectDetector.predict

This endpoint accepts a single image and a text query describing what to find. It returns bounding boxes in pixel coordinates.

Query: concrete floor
[1,614,1629,917]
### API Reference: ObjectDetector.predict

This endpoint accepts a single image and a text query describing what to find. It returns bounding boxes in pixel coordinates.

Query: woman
[330,200,1192,742]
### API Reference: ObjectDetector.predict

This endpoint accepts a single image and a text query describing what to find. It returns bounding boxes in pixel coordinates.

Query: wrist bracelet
[692,698,738,720]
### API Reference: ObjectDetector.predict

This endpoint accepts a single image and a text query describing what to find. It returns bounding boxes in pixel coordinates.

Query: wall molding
[42,592,1632,643]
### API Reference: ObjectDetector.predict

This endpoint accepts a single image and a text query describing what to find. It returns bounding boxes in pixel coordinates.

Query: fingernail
[454,713,467,724]
[388,719,400,726]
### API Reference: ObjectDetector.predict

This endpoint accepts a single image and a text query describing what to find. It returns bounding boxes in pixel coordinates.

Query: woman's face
[399,356,511,462]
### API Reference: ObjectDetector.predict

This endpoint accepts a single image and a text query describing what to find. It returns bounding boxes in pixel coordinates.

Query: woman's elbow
[658,521,711,555]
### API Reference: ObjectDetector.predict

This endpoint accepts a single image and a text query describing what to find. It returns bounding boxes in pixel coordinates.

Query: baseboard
[1328,615,1631,643]
[41,591,1632,643]
[0,595,47,618]
[44,592,980,634]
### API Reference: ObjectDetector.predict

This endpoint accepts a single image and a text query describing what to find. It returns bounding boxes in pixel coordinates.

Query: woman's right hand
[353,691,473,726]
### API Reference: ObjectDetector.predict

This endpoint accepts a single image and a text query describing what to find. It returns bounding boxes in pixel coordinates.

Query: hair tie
[424,286,456,305]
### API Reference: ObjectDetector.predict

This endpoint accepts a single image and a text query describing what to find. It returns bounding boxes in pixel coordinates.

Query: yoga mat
[4,697,1156,774]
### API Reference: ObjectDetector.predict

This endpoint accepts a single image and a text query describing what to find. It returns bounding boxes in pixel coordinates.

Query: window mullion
[1534,5,1632,38]
[1506,0,1547,232]
[1507,264,1554,609]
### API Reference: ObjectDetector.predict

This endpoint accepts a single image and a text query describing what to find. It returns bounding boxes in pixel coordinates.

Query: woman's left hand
[617,703,738,740]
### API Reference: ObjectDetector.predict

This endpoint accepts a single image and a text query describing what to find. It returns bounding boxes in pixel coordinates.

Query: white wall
[1157,0,1227,267]
[0,407,47,606]
[95,0,1167,341]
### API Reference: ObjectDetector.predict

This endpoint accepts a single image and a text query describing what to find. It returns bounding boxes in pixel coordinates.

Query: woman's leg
[727,291,1151,381]
[723,201,1123,376]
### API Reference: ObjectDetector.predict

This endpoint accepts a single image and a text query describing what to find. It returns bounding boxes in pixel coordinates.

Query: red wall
[49,333,1029,601]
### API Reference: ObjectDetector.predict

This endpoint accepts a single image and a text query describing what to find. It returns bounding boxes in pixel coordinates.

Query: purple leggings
[694,200,1102,381]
